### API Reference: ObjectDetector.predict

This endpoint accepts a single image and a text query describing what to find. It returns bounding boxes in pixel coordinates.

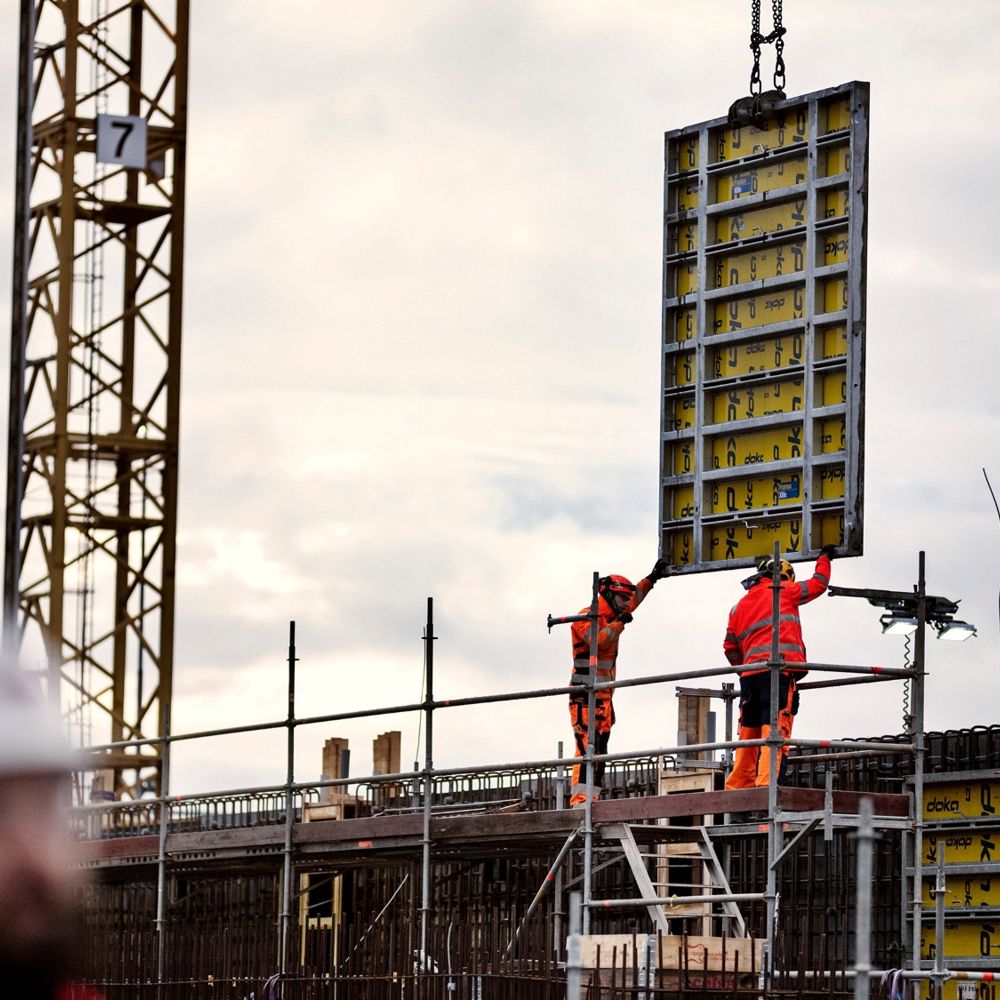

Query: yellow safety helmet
[757,557,795,582]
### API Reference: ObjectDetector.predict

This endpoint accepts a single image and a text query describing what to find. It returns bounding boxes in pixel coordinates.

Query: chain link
[747,0,785,96]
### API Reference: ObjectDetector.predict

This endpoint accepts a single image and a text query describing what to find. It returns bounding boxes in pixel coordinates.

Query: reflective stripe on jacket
[722,554,830,678]
[569,577,653,697]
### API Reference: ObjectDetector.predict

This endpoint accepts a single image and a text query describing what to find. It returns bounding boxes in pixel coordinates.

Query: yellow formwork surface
[716,108,809,161]
[665,350,696,389]
[709,422,803,469]
[670,307,697,344]
[668,439,696,477]
[676,177,700,212]
[707,377,804,424]
[715,199,806,243]
[662,483,695,521]
[706,472,801,514]
[924,831,1000,867]
[920,920,1000,961]
[671,221,698,254]
[818,465,846,500]
[818,417,846,454]
[663,393,695,432]
[706,517,804,563]
[712,240,806,287]
[711,332,807,377]
[921,875,1000,911]
[924,781,1000,822]
[663,527,694,566]
[813,513,844,547]
[715,155,808,203]
[712,285,805,333]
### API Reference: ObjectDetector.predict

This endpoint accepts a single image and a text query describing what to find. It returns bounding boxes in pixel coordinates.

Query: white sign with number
[96,113,148,169]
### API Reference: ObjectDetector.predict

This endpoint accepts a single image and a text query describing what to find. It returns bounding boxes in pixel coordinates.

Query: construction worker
[0,668,82,999]
[723,546,834,790]
[568,561,666,807]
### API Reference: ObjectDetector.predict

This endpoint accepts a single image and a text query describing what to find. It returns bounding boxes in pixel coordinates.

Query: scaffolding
[68,549,993,998]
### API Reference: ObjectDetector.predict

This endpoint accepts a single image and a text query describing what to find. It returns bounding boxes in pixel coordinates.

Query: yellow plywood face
[715,199,806,243]
[812,513,844,547]
[674,135,699,172]
[820,325,847,359]
[663,527,694,566]
[820,276,848,314]
[706,517,803,563]
[708,377,804,424]
[824,188,850,220]
[822,143,850,178]
[709,422,803,470]
[670,222,698,254]
[924,831,1000,867]
[675,258,698,296]
[664,484,696,521]
[711,333,806,378]
[821,372,846,406]
[823,96,851,132]
[818,465,846,500]
[712,286,805,333]
[712,240,806,288]
[707,472,801,514]
[669,440,696,476]
[664,394,696,432]
[716,108,809,161]
[823,229,850,265]
[715,155,808,202]
[920,920,1000,960]
[921,874,1000,910]
[669,308,697,344]
[666,350,697,388]
[676,178,700,212]
[924,780,1000,821]
[818,417,846,454]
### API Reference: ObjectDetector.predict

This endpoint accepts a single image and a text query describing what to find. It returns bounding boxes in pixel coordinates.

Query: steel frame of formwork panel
[67,556,975,996]
[4,0,189,798]
[659,81,869,575]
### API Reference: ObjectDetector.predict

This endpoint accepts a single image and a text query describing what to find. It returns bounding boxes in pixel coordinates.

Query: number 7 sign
[96,113,148,168]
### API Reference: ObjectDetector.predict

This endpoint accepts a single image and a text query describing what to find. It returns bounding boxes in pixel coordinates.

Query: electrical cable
[984,468,1000,636]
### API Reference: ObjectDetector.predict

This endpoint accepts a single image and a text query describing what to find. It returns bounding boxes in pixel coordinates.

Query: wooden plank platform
[72,787,911,870]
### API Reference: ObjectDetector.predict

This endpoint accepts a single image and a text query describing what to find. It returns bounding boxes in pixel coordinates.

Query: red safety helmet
[599,574,636,598]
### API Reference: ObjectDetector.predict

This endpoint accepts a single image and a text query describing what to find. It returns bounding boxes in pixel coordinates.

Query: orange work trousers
[569,699,613,806]
[725,673,798,790]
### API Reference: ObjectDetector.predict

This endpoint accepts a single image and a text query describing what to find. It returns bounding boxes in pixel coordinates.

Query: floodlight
[934,619,977,642]
[879,613,918,637]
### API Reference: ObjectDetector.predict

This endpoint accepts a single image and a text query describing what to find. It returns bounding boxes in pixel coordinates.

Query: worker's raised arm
[795,547,834,605]
[627,558,667,615]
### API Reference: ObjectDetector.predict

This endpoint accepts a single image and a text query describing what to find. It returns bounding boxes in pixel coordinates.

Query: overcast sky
[0,2,997,794]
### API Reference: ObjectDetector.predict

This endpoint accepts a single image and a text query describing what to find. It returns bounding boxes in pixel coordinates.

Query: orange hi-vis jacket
[569,578,653,702]
[723,553,831,678]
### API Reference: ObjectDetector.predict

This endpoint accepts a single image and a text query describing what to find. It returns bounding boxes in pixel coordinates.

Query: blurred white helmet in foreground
[0,667,74,777]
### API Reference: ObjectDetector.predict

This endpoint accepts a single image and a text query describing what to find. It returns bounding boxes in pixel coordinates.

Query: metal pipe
[419,599,435,970]
[278,621,296,994]
[583,571,599,936]
[590,892,765,908]
[154,706,171,998]
[2,0,33,657]
[933,839,946,996]
[910,552,927,972]
[554,739,565,958]
[504,825,580,957]
[80,660,912,755]
[853,797,874,1000]
[566,891,583,1000]
[765,541,782,978]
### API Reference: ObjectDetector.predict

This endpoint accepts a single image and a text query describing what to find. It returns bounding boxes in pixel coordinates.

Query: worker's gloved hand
[820,544,836,560]
[647,558,669,582]
[615,612,634,625]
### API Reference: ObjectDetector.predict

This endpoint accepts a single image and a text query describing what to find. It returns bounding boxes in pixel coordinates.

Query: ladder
[598,822,748,938]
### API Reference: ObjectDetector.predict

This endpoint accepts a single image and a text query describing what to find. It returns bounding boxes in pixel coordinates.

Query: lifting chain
[749,0,786,96]
[730,0,786,127]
